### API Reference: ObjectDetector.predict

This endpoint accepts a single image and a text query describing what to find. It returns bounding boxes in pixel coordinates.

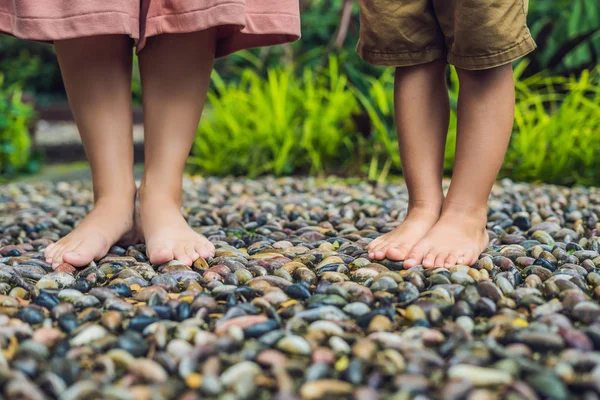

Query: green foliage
[526,0,600,76]
[358,63,600,186]
[132,54,143,105]
[0,36,63,103]
[0,75,36,176]
[506,66,600,185]
[190,57,359,177]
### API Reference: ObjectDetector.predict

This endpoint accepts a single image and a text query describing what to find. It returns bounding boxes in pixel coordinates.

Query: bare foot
[138,187,215,266]
[367,201,442,261]
[403,203,489,269]
[44,194,137,268]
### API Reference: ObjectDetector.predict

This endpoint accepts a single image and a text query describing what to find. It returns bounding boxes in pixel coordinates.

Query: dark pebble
[19,306,45,325]
[128,314,159,331]
[117,331,149,357]
[57,314,78,333]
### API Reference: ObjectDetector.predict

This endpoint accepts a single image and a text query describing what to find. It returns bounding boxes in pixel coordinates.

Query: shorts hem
[356,42,446,67]
[448,36,537,70]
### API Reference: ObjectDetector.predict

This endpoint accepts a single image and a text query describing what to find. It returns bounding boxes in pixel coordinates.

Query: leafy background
[0,0,599,185]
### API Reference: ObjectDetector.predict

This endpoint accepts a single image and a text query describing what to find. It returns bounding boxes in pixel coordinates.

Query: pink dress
[0,0,300,57]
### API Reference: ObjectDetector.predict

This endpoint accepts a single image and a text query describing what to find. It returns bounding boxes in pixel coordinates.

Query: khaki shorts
[356,0,536,70]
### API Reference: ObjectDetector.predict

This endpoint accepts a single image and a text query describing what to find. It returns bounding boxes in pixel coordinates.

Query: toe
[434,253,448,268]
[196,237,215,258]
[422,253,436,268]
[185,244,200,262]
[173,245,193,266]
[369,240,389,259]
[367,237,383,251]
[463,251,477,266]
[373,238,391,251]
[444,253,459,268]
[195,243,210,259]
[149,246,174,265]
[386,245,410,261]
[44,243,56,260]
[404,243,428,268]
[51,244,67,266]
[63,250,95,267]
[45,243,61,263]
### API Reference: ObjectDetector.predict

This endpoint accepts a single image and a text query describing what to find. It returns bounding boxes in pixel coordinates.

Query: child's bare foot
[44,193,137,268]
[403,202,489,269]
[138,187,215,266]
[367,201,442,261]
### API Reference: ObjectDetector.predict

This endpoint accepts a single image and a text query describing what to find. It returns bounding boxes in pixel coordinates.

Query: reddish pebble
[256,349,288,367]
[55,263,76,273]
[32,327,63,347]
[215,315,268,335]
[312,347,336,364]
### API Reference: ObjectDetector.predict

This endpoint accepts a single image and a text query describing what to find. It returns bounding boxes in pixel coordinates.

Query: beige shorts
[0,0,300,57]
[357,0,536,70]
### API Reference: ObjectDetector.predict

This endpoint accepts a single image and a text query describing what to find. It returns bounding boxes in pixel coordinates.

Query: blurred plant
[132,54,143,105]
[0,36,63,103]
[525,0,600,76]
[0,75,37,176]
[506,64,600,185]
[189,56,359,177]
[353,63,600,186]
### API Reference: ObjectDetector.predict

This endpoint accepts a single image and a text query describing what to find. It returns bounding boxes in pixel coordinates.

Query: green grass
[505,65,600,185]
[0,74,36,177]
[189,56,359,178]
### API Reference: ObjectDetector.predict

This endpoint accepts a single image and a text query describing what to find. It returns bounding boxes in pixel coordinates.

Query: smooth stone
[215,315,268,335]
[58,313,78,333]
[19,306,45,325]
[73,295,101,309]
[343,302,371,317]
[299,379,353,400]
[307,320,344,336]
[36,272,75,289]
[128,358,168,383]
[447,365,513,386]
[220,361,261,386]
[277,335,312,356]
[70,325,108,346]
[57,289,84,303]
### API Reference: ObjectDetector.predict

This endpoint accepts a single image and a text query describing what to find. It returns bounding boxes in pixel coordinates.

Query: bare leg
[137,30,216,266]
[44,35,137,268]
[367,60,449,261]
[404,64,514,269]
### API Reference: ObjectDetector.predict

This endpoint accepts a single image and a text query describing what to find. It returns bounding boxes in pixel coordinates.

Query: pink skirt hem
[0,1,300,57]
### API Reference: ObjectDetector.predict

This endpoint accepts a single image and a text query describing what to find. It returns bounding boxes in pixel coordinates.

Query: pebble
[0,177,599,399]
[70,325,108,346]
[448,365,513,386]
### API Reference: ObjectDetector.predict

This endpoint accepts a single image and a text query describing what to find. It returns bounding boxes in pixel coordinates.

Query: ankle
[138,182,182,207]
[408,199,443,215]
[441,200,487,222]
[94,190,136,210]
